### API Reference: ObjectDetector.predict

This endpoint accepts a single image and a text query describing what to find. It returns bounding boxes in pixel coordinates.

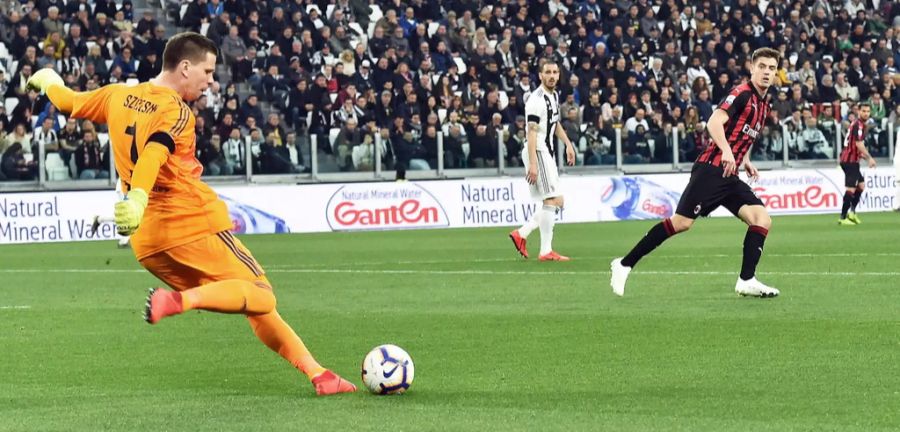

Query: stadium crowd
[0,0,899,180]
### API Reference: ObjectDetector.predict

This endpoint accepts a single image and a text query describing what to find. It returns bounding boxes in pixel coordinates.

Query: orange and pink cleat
[143,287,183,324]
[508,230,529,259]
[312,370,357,396]
[539,251,570,261]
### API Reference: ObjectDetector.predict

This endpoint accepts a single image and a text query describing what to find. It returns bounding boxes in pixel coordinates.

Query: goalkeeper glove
[114,189,149,236]
[26,68,65,94]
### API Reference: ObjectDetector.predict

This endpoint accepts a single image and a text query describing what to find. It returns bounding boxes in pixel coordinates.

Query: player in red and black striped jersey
[838,104,876,225]
[611,48,781,298]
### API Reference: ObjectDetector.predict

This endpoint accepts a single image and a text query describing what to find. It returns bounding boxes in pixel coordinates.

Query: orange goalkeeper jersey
[71,82,233,259]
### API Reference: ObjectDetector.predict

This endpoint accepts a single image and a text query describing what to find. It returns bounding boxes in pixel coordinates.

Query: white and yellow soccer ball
[361,344,415,395]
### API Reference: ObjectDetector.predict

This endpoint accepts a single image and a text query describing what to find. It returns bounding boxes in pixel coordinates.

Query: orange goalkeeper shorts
[140,231,270,292]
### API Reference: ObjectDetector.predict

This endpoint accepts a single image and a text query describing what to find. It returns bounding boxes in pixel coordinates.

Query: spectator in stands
[222,128,245,175]
[135,10,158,37]
[199,134,227,176]
[5,123,32,152]
[57,45,82,77]
[136,51,161,82]
[41,7,64,38]
[74,130,108,179]
[32,116,59,156]
[263,113,285,145]
[467,122,495,168]
[797,117,831,159]
[37,44,57,70]
[835,72,860,102]
[869,92,887,123]
[112,46,137,77]
[1,143,37,181]
[113,10,134,33]
[625,108,650,134]
[57,117,80,168]
[259,131,296,174]
[624,124,652,164]
[207,11,230,46]
[6,63,32,98]
[239,94,264,126]
[43,30,65,60]
[335,117,363,170]
[221,25,246,66]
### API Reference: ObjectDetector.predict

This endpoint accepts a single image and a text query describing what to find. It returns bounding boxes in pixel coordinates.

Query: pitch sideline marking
[0,305,32,310]
[0,269,897,277]
[264,252,900,268]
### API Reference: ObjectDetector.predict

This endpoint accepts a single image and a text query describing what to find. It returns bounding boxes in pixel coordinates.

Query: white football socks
[538,205,558,255]
[518,207,542,238]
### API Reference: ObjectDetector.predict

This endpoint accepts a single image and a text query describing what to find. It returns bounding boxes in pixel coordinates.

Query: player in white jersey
[509,60,576,261]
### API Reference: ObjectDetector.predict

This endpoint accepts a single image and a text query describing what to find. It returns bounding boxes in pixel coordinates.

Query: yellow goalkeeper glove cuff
[26,68,65,94]
[114,189,149,236]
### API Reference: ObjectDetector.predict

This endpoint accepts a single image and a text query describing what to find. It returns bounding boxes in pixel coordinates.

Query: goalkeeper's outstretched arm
[29,68,170,235]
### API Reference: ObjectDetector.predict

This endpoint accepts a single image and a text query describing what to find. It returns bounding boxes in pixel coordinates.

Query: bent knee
[545,196,564,208]
[752,214,772,229]
[246,280,277,314]
[256,290,277,314]
[670,216,694,233]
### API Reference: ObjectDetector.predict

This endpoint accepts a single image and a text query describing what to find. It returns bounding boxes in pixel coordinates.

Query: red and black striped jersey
[696,83,769,167]
[839,119,866,163]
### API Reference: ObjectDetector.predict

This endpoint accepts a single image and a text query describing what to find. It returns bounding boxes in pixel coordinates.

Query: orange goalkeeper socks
[181,279,276,314]
[247,310,327,380]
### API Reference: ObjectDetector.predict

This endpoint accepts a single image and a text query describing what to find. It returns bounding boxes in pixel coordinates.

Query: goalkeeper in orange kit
[27,32,356,396]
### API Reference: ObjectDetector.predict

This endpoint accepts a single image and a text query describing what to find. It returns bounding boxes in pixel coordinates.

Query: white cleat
[610,258,631,297]
[735,277,780,298]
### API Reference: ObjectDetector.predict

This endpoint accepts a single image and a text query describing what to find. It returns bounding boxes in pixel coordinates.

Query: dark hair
[162,32,218,71]
[751,47,781,64]
[857,102,871,110]
[539,59,559,73]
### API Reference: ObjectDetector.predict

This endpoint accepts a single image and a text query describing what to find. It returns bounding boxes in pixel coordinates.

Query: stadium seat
[200,22,210,36]
[453,57,466,72]
[348,23,364,38]
[0,43,9,66]
[498,91,508,111]
[5,97,18,114]
[437,108,447,124]
[328,128,341,153]
[427,22,439,38]
[45,153,70,181]
[105,60,113,70]
[97,133,109,147]
[326,4,335,19]
[179,3,188,21]
[369,4,383,23]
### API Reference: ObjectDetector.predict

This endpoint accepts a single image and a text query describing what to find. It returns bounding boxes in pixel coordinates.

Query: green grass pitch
[1,213,898,431]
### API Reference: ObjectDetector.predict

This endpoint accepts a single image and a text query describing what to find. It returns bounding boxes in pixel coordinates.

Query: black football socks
[622,218,676,268]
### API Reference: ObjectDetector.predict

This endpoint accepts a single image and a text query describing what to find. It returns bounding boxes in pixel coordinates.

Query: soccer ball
[361,344,415,395]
